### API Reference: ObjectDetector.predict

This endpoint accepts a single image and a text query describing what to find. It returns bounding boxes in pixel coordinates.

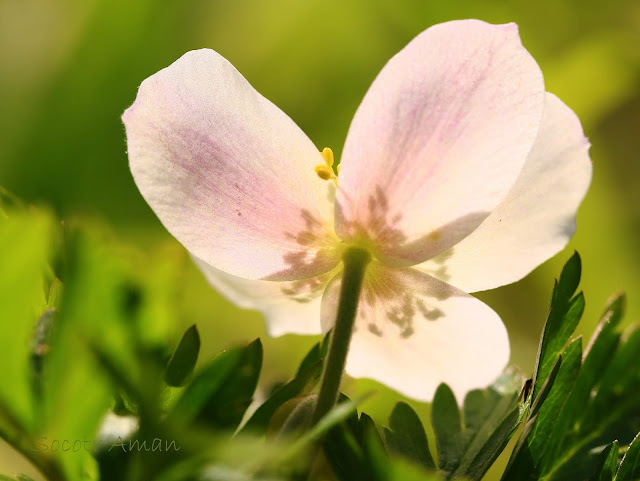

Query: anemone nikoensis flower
[123,20,591,401]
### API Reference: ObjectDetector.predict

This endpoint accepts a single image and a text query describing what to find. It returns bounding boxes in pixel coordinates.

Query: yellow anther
[315,164,334,181]
[321,147,334,167]
[336,164,340,174]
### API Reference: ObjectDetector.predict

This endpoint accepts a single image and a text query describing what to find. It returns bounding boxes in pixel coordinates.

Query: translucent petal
[321,263,509,401]
[193,256,331,336]
[336,20,545,267]
[418,93,592,292]
[124,49,339,280]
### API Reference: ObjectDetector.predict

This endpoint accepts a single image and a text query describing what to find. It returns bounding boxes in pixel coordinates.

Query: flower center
[314,147,339,183]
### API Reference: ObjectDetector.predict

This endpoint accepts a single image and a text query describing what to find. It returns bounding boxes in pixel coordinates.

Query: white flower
[123,20,591,401]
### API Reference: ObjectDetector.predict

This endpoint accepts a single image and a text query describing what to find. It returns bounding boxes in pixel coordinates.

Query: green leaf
[537,296,624,470]
[451,370,524,480]
[527,339,582,465]
[318,394,385,481]
[164,324,200,387]
[270,397,363,468]
[16,475,37,481]
[501,340,582,480]
[362,415,391,481]
[532,252,583,402]
[242,341,324,434]
[592,441,618,481]
[503,354,563,480]
[616,432,640,480]
[42,230,137,481]
[581,326,640,434]
[385,460,443,481]
[544,323,640,477]
[502,265,640,481]
[198,338,262,429]
[460,407,520,480]
[323,408,377,481]
[170,339,262,430]
[384,402,435,470]
[432,383,462,472]
[554,251,582,306]
[296,334,329,376]
[406,370,524,481]
[0,209,53,429]
[0,476,32,481]
[276,394,317,437]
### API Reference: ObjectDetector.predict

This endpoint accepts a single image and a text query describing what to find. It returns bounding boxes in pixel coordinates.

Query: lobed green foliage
[1,204,639,480]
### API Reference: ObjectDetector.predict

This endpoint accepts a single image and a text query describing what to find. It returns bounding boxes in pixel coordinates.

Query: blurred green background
[1,0,639,478]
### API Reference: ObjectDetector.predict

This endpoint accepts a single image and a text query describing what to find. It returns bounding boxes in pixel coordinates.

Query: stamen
[315,164,334,181]
[315,147,338,183]
[321,147,334,167]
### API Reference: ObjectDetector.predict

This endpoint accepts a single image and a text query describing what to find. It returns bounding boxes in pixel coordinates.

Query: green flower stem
[312,247,371,425]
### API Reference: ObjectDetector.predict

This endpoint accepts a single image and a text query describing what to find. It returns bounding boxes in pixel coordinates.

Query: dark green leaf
[432,384,462,472]
[461,407,521,480]
[296,335,329,376]
[533,291,584,402]
[616,432,640,480]
[362,415,390,481]
[451,370,523,480]
[592,441,618,481]
[171,339,263,431]
[502,259,640,481]
[323,409,377,481]
[581,326,640,434]
[272,397,362,470]
[538,298,624,473]
[524,339,583,467]
[164,325,200,387]
[554,251,581,306]
[242,360,322,434]
[242,341,325,434]
[503,355,563,480]
[384,402,435,470]
[532,253,583,403]
[169,345,244,426]
[277,394,316,438]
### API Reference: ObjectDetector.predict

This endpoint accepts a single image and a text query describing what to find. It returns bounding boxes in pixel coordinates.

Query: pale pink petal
[418,93,592,292]
[321,264,509,401]
[193,256,330,336]
[124,49,339,281]
[335,20,545,267]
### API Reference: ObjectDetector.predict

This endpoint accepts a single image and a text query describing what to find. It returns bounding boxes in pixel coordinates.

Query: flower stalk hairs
[123,20,591,419]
